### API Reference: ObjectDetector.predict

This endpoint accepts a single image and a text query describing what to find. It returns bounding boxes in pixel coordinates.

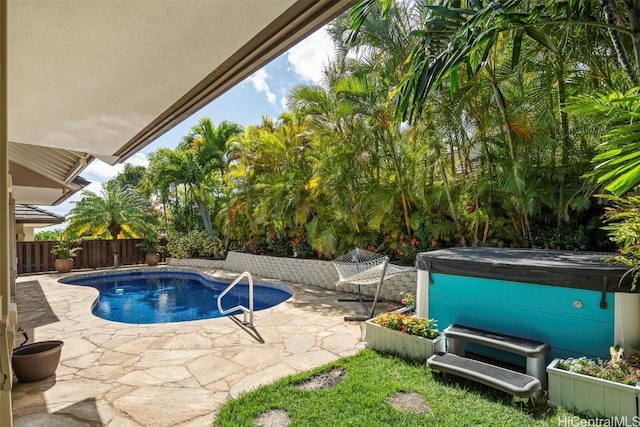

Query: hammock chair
[332,247,413,321]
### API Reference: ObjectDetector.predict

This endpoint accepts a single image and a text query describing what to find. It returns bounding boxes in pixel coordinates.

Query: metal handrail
[217,271,254,328]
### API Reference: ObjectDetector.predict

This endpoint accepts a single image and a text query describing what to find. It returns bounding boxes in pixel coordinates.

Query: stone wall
[169,252,416,303]
[166,258,226,269]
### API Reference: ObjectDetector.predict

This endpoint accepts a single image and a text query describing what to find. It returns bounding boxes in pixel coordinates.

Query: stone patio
[11,268,397,426]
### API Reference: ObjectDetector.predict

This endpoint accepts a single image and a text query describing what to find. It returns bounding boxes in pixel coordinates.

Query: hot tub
[416,248,639,364]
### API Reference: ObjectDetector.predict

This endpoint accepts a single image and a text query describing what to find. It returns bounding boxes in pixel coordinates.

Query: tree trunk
[623,0,640,75]
[439,163,466,246]
[386,133,412,236]
[488,68,532,246]
[603,0,639,86]
[557,64,570,226]
[109,224,121,268]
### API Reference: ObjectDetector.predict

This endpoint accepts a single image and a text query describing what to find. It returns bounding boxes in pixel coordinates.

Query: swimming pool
[60,269,292,324]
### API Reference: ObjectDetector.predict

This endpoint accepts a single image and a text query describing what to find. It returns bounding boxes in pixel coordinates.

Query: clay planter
[145,253,160,266]
[54,258,74,273]
[12,340,64,383]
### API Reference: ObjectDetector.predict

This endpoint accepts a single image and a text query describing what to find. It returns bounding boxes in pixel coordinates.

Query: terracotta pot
[145,253,160,266]
[12,340,64,383]
[54,258,74,273]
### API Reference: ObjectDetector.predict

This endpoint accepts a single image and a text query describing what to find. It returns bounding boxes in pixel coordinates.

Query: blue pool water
[61,270,292,324]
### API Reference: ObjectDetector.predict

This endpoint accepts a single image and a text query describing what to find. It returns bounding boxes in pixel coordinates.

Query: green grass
[215,348,579,426]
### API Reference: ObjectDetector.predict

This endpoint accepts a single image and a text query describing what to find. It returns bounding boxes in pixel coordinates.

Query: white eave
[7,0,355,205]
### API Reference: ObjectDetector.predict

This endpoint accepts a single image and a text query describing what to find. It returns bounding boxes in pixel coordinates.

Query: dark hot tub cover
[416,248,634,292]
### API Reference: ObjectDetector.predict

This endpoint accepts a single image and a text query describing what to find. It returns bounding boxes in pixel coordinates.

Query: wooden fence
[16,239,168,275]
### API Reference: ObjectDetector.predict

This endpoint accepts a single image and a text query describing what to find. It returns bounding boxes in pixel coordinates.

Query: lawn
[215,348,578,426]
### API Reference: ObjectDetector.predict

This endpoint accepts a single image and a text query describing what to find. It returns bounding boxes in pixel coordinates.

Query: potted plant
[51,239,82,273]
[365,302,444,361]
[140,236,162,266]
[547,346,640,420]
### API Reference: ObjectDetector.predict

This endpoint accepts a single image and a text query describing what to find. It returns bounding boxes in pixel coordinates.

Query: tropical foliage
[601,194,640,288]
[165,230,225,260]
[138,233,162,255]
[50,238,82,259]
[34,229,62,241]
[62,1,640,264]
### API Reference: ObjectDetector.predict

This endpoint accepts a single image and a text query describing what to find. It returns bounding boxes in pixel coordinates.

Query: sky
[39,26,336,229]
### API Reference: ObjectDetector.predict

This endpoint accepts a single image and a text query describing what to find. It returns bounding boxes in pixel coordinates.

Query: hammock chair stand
[333,248,409,322]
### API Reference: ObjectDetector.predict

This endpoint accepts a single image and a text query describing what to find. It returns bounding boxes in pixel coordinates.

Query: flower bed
[365,312,444,362]
[547,348,640,420]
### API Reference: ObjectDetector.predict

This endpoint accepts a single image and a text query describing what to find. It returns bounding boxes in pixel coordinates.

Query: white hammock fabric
[332,248,414,321]
[333,248,413,285]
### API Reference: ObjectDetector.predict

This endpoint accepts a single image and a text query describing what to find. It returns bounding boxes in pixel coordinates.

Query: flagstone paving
[11,268,397,426]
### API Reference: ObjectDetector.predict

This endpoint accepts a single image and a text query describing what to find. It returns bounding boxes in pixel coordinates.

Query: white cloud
[246,68,277,106]
[286,27,333,84]
[83,153,148,181]
[83,159,119,180]
[81,181,106,196]
[126,152,149,167]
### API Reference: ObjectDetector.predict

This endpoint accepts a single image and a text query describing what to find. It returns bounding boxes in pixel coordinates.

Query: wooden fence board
[16,239,152,274]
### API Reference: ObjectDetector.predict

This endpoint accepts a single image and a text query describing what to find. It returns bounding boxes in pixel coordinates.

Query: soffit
[8,0,355,164]
[10,158,90,205]
[8,142,89,186]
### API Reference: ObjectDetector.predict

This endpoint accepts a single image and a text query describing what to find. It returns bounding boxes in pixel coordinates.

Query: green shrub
[293,240,316,258]
[532,224,589,251]
[266,232,291,256]
[166,230,225,259]
[35,229,63,241]
[601,194,640,289]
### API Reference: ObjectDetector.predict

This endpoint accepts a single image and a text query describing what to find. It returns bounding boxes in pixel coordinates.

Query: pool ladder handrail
[217,271,254,328]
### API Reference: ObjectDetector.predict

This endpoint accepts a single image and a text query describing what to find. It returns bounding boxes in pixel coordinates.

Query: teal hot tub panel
[429,272,614,363]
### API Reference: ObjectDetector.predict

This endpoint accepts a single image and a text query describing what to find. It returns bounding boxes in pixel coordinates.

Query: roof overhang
[15,204,65,227]
[7,0,355,205]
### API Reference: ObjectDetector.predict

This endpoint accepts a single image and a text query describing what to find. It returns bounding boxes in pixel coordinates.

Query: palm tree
[170,118,243,238]
[180,118,243,179]
[66,182,160,267]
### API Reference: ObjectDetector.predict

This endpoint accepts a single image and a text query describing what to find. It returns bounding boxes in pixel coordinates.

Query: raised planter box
[547,358,640,420]
[365,319,444,362]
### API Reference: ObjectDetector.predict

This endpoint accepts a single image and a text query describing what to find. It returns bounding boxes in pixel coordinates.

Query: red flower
[411,238,418,245]
[401,242,407,248]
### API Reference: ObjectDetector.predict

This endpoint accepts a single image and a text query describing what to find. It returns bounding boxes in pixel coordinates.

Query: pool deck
[11,267,397,426]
